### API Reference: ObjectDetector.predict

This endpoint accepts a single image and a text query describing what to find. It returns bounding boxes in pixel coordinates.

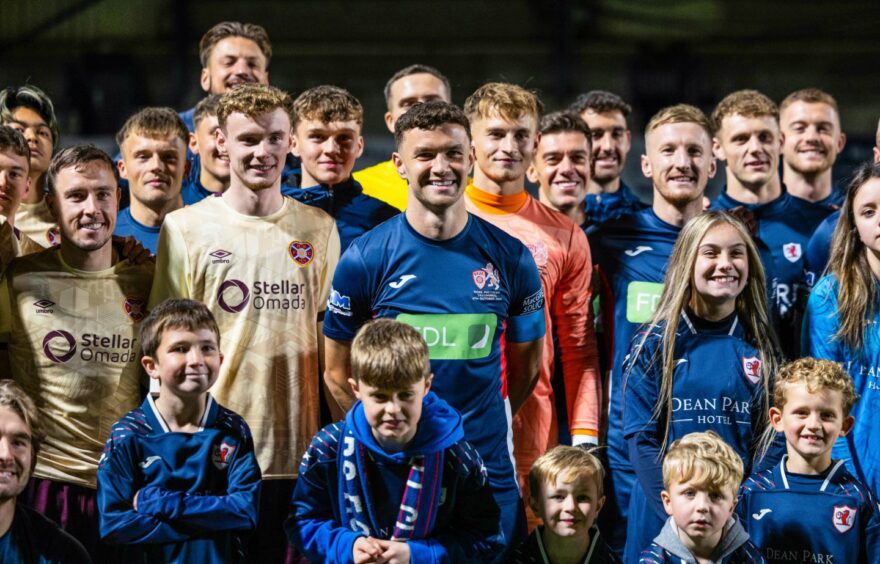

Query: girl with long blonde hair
[620,211,781,560]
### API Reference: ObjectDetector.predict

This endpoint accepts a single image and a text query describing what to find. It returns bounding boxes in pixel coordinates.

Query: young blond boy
[640,431,763,563]
[97,298,261,562]
[737,358,880,562]
[288,318,502,563]
[507,445,619,563]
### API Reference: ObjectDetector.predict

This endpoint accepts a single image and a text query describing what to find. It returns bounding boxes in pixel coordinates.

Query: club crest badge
[123,298,147,322]
[289,241,314,266]
[212,441,237,470]
[742,356,761,385]
[472,262,501,291]
[833,505,856,533]
[782,242,802,263]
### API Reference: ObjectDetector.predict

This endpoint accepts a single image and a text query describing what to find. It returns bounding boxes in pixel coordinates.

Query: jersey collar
[146,393,214,434]
[777,454,845,491]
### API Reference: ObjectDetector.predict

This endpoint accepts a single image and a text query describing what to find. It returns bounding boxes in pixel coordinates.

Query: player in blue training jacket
[709,89,834,358]
[623,212,782,563]
[281,86,398,251]
[589,104,718,554]
[97,299,261,563]
[288,319,502,563]
[806,161,880,498]
[323,100,545,553]
[737,358,880,564]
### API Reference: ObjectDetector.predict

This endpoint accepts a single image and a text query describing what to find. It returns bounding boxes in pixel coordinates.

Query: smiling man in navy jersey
[590,104,716,556]
[323,100,545,554]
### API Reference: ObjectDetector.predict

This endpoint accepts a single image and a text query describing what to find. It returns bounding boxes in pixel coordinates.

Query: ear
[468,145,476,175]
[640,153,652,179]
[873,146,880,165]
[141,355,160,380]
[526,163,540,184]
[768,406,784,432]
[215,127,227,154]
[528,495,540,517]
[290,130,301,158]
[422,373,433,396]
[660,490,673,516]
[391,152,407,181]
[712,137,726,161]
[595,494,606,515]
[22,176,31,200]
[189,132,199,154]
[837,131,847,153]
[183,158,192,180]
[707,153,718,179]
[348,378,361,399]
[45,191,58,221]
[840,414,855,437]
[200,68,211,93]
[117,157,128,180]
[356,135,365,159]
[384,111,395,135]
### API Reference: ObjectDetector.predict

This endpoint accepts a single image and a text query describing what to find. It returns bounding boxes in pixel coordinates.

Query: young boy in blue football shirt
[96,298,261,562]
[287,318,503,563]
[737,358,880,563]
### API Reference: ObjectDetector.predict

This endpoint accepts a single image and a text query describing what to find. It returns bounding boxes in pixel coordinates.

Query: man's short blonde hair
[116,107,190,149]
[645,104,713,140]
[774,357,859,417]
[217,84,293,130]
[292,85,363,128]
[662,431,743,496]
[780,88,839,114]
[528,445,605,501]
[463,82,543,124]
[351,319,430,389]
[711,90,779,133]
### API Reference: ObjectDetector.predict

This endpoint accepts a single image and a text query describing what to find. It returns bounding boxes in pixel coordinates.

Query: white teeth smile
[429,180,454,186]
[712,276,737,283]
[81,223,104,230]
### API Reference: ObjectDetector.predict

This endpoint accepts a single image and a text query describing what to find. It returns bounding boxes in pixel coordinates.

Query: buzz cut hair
[646,104,713,140]
[216,84,293,130]
[394,100,471,148]
[46,144,118,196]
[780,88,839,114]
[0,84,61,147]
[0,379,44,462]
[0,125,31,164]
[199,21,272,68]
[774,357,859,417]
[193,94,223,127]
[662,431,743,496]
[116,107,190,149]
[538,111,592,153]
[350,319,430,389]
[140,298,221,360]
[711,90,779,134]
[463,82,543,125]
[528,445,605,503]
[384,64,452,109]
[292,85,363,128]
[568,90,632,118]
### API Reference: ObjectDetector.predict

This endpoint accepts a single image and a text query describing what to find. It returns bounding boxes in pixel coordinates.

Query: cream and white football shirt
[15,200,59,249]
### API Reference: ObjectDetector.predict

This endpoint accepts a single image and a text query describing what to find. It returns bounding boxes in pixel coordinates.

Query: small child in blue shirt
[96,298,261,562]
[287,318,503,563]
[737,357,880,563]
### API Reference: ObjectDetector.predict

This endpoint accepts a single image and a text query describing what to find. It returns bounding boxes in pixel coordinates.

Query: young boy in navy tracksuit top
[96,299,261,562]
[737,358,880,563]
[286,318,503,563]
[640,431,764,564]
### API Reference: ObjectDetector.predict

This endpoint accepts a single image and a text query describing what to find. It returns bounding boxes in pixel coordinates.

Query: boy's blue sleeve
[97,435,191,544]
[134,428,261,532]
[407,442,504,563]
[322,243,375,342]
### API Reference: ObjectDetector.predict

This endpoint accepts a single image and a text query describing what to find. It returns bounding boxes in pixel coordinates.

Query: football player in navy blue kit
[710,90,833,357]
[323,100,545,553]
[590,104,717,555]
[622,211,781,562]
[780,88,846,207]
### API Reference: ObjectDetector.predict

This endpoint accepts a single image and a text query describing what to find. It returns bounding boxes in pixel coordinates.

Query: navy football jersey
[583,181,647,232]
[323,213,545,502]
[113,207,160,254]
[738,456,880,563]
[805,210,839,287]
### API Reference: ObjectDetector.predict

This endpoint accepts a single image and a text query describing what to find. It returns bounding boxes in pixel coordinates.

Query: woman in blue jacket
[621,211,781,562]
[806,161,880,498]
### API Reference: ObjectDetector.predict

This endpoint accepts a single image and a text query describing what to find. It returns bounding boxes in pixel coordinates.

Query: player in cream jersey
[150,194,338,477]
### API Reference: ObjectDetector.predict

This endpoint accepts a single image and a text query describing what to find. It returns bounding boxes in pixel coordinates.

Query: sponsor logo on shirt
[42,329,138,364]
[752,508,772,520]
[123,297,147,322]
[217,279,307,313]
[833,504,856,533]
[289,240,314,266]
[742,356,761,385]
[389,274,417,289]
[33,299,55,314]
[782,242,802,263]
[328,288,352,316]
[521,288,544,314]
[139,455,161,469]
[212,441,237,470]
[397,313,497,360]
[626,281,663,323]
[624,245,652,257]
[209,249,232,264]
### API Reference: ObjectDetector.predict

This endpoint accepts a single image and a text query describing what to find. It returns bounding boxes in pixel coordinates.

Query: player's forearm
[135,485,259,532]
[324,338,356,412]
[505,338,543,415]
[100,507,191,545]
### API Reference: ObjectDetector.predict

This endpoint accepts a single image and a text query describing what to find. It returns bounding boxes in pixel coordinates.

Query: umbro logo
[33,299,55,313]
[752,508,772,520]
[625,245,653,257]
[139,455,161,469]
[210,249,232,264]
[389,274,417,289]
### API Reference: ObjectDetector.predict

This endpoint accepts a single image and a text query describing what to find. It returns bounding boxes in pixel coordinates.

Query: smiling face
[581,109,630,185]
[218,108,292,191]
[689,222,749,318]
[714,113,781,190]
[642,122,716,207]
[530,131,591,212]
[0,406,33,503]
[531,473,604,541]
[0,147,30,218]
[7,106,53,176]
[190,114,230,185]
[200,36,268,94]
[781,101,844,176]
[852,178,880,260]
[393,124,474,212]
[662,479,736,549]
[471,113,537,185]
[350,376,432,452]
[293,119,364,187]
[119,132,188,210]
[142,327,223,399]
[46,160,120,252]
